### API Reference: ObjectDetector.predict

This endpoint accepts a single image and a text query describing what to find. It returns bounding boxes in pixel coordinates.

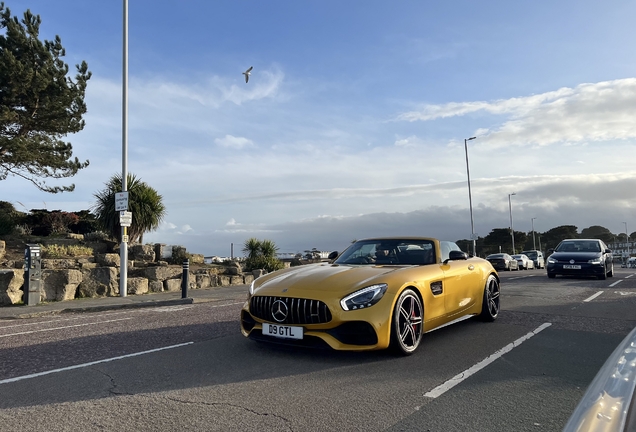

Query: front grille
[250,296,332,324]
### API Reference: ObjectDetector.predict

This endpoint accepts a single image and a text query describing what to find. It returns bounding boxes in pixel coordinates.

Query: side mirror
[327,251,339,260]
[445,250,468,264]
[547,248,554,254]
[605,249,612,254]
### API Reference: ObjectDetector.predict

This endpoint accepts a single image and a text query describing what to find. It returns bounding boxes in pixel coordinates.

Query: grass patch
[41,244,94,258]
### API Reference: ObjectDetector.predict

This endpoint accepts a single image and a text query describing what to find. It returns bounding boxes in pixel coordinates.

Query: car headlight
[247,280,256,299]
[340,284,388,311]
[588,257,602,264]
[547,257,556,264]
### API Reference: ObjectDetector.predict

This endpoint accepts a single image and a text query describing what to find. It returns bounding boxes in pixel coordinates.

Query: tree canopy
[0,3,91,193]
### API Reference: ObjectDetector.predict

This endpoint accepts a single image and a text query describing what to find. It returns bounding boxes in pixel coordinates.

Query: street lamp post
[624,222,630,258]
[531,217,537,250]
[508,193,516,254]
[464,137,477,256]
[120,0,128,297]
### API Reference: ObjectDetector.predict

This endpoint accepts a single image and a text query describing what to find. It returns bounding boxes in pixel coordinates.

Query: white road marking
[616,291,636,296]
[626,274,634,279]
[148,305,194,312]
[583,291,604,302]
[509,274,537,280]
[609,280,623,287]
[423,322,552,398]
[0,342,194,385]
[0,318,132,338]
[0,310,136,330]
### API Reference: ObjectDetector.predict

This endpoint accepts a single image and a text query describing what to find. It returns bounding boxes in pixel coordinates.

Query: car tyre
[598,267,607,280]
[547,273,556,278]
[390,289,423,356]
[607,263,614,277]
[480,274,500,322]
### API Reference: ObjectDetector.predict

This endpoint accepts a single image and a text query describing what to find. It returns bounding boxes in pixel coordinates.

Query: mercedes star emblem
[271,300,288,322]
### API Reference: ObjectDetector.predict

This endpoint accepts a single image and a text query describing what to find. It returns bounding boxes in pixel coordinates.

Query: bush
[243,255,284,273]
[171,246,192,264]
[41,244,94,258]
[43,211,80,235]
[14,224,32,236]
[84,231,110,242]
[0,212,15,236]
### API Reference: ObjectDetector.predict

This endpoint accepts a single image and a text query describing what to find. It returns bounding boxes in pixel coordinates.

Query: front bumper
[240,298,392,351]
[546,262,605,277]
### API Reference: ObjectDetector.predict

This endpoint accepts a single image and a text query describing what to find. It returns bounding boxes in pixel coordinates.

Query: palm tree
[259,239,278,258]
[92,173,166,243]
[242,238,284,272]
[242,238,261,259]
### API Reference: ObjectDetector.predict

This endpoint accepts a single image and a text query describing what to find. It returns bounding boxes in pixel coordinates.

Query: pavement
[0,284,249,320]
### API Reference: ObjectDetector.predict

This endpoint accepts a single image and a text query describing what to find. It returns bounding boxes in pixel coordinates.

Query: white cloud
[214,135,254,149]
[394,135,421,147]
[396,78,636,148]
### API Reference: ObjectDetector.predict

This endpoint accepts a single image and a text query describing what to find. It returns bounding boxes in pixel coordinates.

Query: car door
[439,242,483,316]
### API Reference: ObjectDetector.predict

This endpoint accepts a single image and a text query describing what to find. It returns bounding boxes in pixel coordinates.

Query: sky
[4,0,636,257]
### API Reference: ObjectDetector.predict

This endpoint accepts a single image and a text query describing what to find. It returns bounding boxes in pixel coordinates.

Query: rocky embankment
[0,240,259,306]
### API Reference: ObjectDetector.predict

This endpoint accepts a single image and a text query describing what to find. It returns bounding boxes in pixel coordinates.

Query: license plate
[563,264,581,269]
[262,323,303,340]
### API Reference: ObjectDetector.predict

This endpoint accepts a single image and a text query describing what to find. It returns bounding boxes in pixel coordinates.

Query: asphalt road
[0,267,635,431]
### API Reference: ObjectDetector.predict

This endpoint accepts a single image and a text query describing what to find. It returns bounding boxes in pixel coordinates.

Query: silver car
[521,250,545,269]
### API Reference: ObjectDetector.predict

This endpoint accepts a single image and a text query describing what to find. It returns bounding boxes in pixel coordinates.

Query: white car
[512,254,535,270]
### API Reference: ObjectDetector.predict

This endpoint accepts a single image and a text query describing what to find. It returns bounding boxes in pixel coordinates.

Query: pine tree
[0,3,91,193]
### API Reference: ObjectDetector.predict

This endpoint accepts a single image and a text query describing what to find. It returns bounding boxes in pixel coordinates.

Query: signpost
[120,211,132,244]
[119,210,132,227]
[115,192,129,212]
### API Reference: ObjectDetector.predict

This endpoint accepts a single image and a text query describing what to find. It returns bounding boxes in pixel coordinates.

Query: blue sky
[5,1,636,256]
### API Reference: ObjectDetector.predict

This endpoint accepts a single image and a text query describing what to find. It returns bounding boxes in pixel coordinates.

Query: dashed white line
[609,280,623,287]
[423,322,552,398]
[509,274,537,280]
[625,274,634,279]
[583,291,604,302]
[0,318,132,338]
[0,342,194,385]
[0,310,136,330]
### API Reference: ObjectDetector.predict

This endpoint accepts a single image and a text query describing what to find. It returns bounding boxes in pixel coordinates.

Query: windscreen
[335,239,436,265]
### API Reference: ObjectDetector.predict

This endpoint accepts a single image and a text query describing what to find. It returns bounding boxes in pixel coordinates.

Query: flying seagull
[243,66,253,83]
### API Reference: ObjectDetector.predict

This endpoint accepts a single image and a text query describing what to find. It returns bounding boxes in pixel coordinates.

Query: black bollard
[181,259,189,299]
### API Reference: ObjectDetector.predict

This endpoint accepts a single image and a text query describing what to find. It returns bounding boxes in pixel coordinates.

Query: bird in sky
[243,66,253,83]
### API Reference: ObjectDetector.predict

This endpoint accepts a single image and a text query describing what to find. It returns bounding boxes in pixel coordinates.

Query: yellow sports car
[240,237,500,355]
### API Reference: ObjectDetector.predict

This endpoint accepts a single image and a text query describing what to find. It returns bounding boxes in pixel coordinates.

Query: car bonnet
[253,263,408,296]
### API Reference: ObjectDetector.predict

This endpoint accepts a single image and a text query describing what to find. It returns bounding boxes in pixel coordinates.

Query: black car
[546,239,613,279]
[486,253,519,271]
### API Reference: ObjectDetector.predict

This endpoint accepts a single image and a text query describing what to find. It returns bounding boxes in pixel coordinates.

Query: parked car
[546,239,614,279]
[562,325,636,431]
[486,253,519,271]
[512,254,534,270]
[521,250,545,269]
[241,237,500,355]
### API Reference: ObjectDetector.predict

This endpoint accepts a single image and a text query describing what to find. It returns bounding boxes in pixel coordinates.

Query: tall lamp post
[624,222,630,258]
[508,193,516,254]
[464,136,477,256]
[120,0,129,297]
[531,217,537,250]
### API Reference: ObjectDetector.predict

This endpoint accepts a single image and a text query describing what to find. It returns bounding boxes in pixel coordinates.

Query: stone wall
[0,242,252,306]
